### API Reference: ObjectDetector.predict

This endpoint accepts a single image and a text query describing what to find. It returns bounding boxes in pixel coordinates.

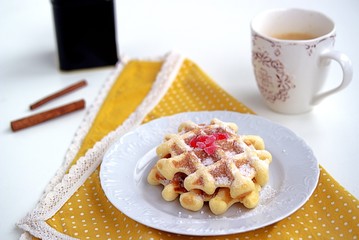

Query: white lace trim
[42,59,125,200]
[17,52,185,240]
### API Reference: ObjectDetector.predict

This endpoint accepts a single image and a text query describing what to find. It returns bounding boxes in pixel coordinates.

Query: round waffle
[147,118,272,215]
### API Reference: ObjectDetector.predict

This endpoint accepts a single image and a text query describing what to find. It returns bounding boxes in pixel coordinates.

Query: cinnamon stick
[11,99,85,132]
[30,80,87,110]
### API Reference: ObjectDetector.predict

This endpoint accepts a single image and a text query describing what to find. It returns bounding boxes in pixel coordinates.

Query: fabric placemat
[18,53,358,239]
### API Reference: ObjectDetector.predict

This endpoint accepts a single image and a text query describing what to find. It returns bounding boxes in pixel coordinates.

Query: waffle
[147,118,272,215]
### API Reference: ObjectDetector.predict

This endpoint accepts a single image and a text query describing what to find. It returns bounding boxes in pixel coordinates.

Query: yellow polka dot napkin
[18,53,358,239]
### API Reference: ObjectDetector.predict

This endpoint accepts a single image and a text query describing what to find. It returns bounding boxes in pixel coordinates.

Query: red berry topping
[204,145,217,155]
[189,132,229,155]
[214,132,229,140]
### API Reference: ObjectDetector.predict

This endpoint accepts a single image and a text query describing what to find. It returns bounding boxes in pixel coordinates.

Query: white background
[1,0,358,238]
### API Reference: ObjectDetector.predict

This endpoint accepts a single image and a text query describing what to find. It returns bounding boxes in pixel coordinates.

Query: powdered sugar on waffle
[239,163,255,178]
[215,176,231,185]
[202,157,214,166]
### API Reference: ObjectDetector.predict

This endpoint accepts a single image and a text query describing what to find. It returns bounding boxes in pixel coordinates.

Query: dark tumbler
[51,0,118,71]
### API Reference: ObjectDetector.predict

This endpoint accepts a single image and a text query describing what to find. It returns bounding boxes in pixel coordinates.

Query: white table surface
[1,0,358,238]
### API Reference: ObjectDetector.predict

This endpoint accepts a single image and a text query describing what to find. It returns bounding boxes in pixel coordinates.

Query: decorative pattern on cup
[252,33,336,103]
[252,50,295,103]
[304,34,336,56]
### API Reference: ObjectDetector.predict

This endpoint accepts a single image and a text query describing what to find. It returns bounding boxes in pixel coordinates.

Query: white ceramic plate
[100,111,319,236]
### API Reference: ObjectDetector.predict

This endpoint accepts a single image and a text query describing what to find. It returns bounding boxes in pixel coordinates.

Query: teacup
[251,8,352,114]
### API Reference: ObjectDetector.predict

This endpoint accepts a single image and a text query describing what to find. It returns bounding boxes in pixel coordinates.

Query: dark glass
[51,0,118,70]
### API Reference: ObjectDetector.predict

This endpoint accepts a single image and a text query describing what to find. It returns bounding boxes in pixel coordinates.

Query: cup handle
[312,50,353,105]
